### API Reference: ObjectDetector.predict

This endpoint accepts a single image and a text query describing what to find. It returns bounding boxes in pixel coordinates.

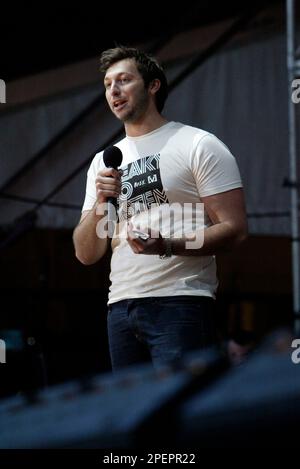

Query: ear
[148,79,161,96]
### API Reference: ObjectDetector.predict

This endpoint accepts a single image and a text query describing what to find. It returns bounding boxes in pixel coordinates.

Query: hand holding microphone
[95,146,123,203]
[95,146,123,237]
[95,167,122,204]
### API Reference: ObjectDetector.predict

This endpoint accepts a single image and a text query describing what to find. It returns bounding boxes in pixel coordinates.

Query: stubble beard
[118,90,149,124]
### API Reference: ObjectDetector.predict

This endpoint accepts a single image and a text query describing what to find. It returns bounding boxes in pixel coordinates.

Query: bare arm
[172,187,248,255]
[73,167,121,265]
[126,188,248,256]
[73,203,108,265]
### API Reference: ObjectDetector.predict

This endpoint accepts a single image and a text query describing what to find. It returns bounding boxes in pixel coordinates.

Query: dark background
[2,0,282,81]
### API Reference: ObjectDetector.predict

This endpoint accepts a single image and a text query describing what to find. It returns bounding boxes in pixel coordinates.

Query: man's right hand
[95,168,122,204]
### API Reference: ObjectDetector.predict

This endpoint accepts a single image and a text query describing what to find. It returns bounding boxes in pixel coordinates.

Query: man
[73,46,248,370]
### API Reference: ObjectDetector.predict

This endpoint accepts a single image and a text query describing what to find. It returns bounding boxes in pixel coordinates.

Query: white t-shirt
[82,121,242,304]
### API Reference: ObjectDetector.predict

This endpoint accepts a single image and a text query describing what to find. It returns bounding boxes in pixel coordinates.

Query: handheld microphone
[103,146,123,237]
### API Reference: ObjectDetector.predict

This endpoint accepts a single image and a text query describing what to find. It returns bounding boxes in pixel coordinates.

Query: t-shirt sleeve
[190,133,243,197]
[81,152,104,212]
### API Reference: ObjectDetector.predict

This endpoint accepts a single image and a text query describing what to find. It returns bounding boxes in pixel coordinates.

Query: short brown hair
[99,46,168,113]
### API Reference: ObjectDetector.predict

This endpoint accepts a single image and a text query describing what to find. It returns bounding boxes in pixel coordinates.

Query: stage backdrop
[1,26,299,235]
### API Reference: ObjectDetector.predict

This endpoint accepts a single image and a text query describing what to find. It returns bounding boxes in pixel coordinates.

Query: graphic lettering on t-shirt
[117,153,169,221]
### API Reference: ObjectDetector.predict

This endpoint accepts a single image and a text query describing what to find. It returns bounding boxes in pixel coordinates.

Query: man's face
[104,59,150,123]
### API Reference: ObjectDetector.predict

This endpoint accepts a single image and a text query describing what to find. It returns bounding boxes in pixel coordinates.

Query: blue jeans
[107,296,216,371]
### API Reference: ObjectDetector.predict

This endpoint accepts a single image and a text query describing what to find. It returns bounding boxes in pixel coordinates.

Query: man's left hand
[126,222,165,255]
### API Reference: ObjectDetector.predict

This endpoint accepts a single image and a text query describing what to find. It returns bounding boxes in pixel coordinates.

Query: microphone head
[103,145,123,169]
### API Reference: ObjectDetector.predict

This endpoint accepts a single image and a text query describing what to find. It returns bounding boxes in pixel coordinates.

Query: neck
[124,109,168,137]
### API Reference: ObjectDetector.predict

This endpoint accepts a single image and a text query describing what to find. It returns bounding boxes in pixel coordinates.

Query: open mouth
[113,100,127,110]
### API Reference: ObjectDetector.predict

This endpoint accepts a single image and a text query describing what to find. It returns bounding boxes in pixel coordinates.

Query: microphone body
[103,146,123,237]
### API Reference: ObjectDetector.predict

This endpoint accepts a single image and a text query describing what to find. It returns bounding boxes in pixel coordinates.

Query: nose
[110,81,120,96]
